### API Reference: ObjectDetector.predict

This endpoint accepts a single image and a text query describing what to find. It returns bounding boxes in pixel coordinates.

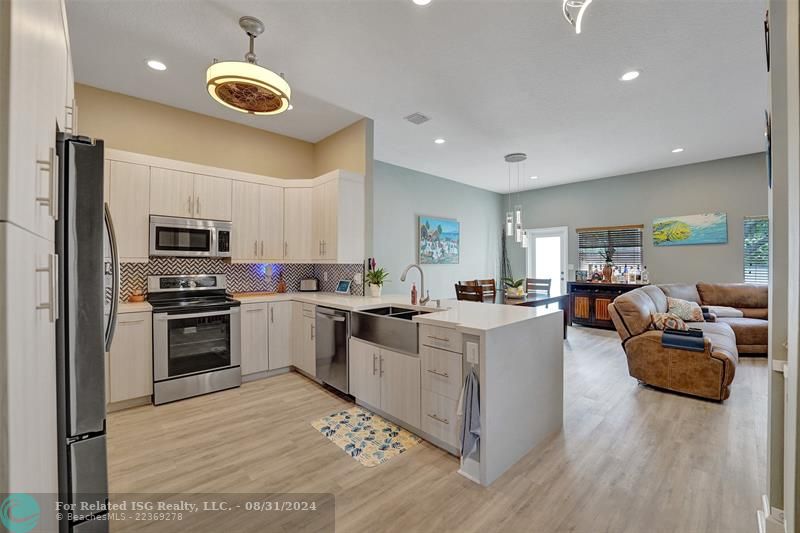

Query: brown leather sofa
[607,283,768,401]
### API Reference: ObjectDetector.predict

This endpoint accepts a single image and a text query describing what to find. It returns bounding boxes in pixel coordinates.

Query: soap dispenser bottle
[411,282,418,305]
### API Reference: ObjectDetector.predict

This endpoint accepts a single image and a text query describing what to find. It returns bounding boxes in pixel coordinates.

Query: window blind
[744,216,769,285]
[577,225,643,270]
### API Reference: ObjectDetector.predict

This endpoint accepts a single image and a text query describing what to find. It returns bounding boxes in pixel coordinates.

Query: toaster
[299,278,320,292]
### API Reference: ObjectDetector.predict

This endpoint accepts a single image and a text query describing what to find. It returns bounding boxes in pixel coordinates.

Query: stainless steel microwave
[149,216,232,258]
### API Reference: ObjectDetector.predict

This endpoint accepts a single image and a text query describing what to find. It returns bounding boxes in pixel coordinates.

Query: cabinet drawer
[302,303,315,318]
[420,324,462,353]
[421,389,459,448]
[421,345,463,401]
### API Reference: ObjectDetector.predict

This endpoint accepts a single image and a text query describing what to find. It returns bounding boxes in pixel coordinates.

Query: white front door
[525,226,568,296]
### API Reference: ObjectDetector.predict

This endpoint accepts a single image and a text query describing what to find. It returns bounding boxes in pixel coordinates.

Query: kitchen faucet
[400,264,430,305]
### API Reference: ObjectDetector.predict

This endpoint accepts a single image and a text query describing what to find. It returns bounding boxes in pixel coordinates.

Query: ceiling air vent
[404,112,431,125]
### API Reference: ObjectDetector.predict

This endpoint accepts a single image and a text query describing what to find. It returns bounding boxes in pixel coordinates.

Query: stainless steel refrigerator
[55,133,119,533]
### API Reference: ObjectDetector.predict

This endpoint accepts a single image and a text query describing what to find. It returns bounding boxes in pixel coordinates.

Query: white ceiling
[67,0,767,193]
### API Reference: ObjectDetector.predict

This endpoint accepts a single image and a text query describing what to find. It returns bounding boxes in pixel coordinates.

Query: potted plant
[365,267,390,297]
[602,246,615,283]
[502,277,525,298]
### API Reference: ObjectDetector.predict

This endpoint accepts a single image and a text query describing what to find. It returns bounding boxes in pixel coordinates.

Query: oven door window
[155,227,211,252]
[167,314,231,377]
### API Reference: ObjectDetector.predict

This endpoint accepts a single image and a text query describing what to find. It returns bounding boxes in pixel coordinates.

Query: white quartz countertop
[118,301,152,313]
[233,292,559,333]
[115,292,559,332]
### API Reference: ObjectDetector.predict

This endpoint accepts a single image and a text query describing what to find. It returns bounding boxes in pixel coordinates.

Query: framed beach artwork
[652,212,728,246]
[418,216,460,264]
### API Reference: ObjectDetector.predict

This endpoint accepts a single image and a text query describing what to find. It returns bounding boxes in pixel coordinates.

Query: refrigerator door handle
[104,203,120,352]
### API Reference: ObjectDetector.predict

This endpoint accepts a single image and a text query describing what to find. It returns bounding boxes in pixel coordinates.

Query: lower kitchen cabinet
[349,338,421,428]
[241,302,269,375]
[267,301,292,369]
[421,389,459,447]
[108,311,153,403]
[292,302,316,375]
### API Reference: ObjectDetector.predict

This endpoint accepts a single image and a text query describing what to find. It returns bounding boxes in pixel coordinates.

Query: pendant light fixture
[504,153,527,246]
[206,16,291,115]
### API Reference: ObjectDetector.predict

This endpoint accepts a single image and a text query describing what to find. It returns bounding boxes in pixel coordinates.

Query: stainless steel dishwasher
[315,306,350,394]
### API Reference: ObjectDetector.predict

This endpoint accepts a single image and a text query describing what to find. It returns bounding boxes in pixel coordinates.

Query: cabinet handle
[322,240,326,256]
[372,353,377,375]
[270,306,274,323]
[253,240,258,256]
[379,356,384,376]
[64,101,76,133]
[260,240,264,257]
[428,335,450,342]
[284,241,288,257]
[426,369,449,378]
[35,253,59,323]
[36,147,58,220]
[427,413,449,425]
[196,196,200,216]
[319,240,322,256]
[311,325,315,340]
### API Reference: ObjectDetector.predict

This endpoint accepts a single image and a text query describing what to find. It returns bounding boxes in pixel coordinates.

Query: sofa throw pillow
[667,297,705,322]
[704,305,744,318]
[651,312,689,331]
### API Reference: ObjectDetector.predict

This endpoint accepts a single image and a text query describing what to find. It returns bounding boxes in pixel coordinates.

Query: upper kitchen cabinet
[231,181,283,262]
[283,188,312,262]
[194,174,232,221]
[310,171,365,263]
[1,0,71,241]
[108,161,150,262]
[150,168,232,221]
[149,167,194,218]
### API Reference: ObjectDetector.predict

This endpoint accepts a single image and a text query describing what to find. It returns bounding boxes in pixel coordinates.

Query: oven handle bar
[154,308,239,321]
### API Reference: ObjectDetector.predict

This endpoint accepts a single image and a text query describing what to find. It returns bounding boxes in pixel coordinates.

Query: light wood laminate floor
[107,326,767,533]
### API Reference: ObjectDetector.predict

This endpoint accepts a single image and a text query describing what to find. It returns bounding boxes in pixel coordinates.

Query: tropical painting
[419,216,460,264]
[652,212,728,246]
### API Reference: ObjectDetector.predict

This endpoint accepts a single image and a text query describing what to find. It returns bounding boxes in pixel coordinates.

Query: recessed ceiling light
[530,175,538,180]
[671,147,684,153]
[288,104,294,110]
[620,70,640,81]
[434,138,446,144]
[413,0,432,5]
[146,59,167,71]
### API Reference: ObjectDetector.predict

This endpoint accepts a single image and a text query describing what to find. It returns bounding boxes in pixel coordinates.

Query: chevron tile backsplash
[120,258,364,301]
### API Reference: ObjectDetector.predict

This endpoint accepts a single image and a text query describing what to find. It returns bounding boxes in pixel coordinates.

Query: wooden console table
[567,282,648,330]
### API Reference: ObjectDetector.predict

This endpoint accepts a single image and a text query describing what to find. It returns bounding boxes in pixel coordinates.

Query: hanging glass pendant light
[505,163,514,237]
[522,231,529,249]
[504,153,527,245]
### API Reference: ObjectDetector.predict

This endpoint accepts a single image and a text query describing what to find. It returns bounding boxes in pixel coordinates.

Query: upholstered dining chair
[526,278,552,296]
[455,283,484,302]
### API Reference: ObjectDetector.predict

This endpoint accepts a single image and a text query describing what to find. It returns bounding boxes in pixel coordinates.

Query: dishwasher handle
[316,312,346,322]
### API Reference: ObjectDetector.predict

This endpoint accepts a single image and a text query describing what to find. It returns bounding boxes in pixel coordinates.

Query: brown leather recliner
[608,285,744,401]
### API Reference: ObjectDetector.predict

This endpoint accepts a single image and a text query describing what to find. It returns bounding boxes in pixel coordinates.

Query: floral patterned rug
[311,406,422,467]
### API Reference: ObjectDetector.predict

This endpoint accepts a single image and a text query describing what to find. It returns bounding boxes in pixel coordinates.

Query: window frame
[743,215,769,285]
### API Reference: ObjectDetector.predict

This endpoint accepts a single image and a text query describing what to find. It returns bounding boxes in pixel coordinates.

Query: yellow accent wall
[75,84,372,180]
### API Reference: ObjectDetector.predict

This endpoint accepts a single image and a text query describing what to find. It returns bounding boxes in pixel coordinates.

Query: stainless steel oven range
[148,274,241,405]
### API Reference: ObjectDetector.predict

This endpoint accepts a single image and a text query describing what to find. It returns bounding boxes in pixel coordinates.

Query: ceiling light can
[146,59,167,71]
[620,70,640,81]
[434,138,446,144]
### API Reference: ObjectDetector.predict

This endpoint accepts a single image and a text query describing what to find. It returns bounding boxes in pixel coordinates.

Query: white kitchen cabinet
[194,174,232,221]
[283,188,312,261]
[349,339,421,428]
[232,181,284,262]
[2,0,68,241]
[293,303,316,375]
[0,223,59,493]
[259,185,284,260]
[150,168,232,222]
[349,338,381,408]
[108,312,153,402]
[149,167,195,218]
[268,301,292,369]
[241,302,269,375]
[108,161,150,262]
[311,173,365,263]
[232,181,261,261]
[380,348,421,428]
